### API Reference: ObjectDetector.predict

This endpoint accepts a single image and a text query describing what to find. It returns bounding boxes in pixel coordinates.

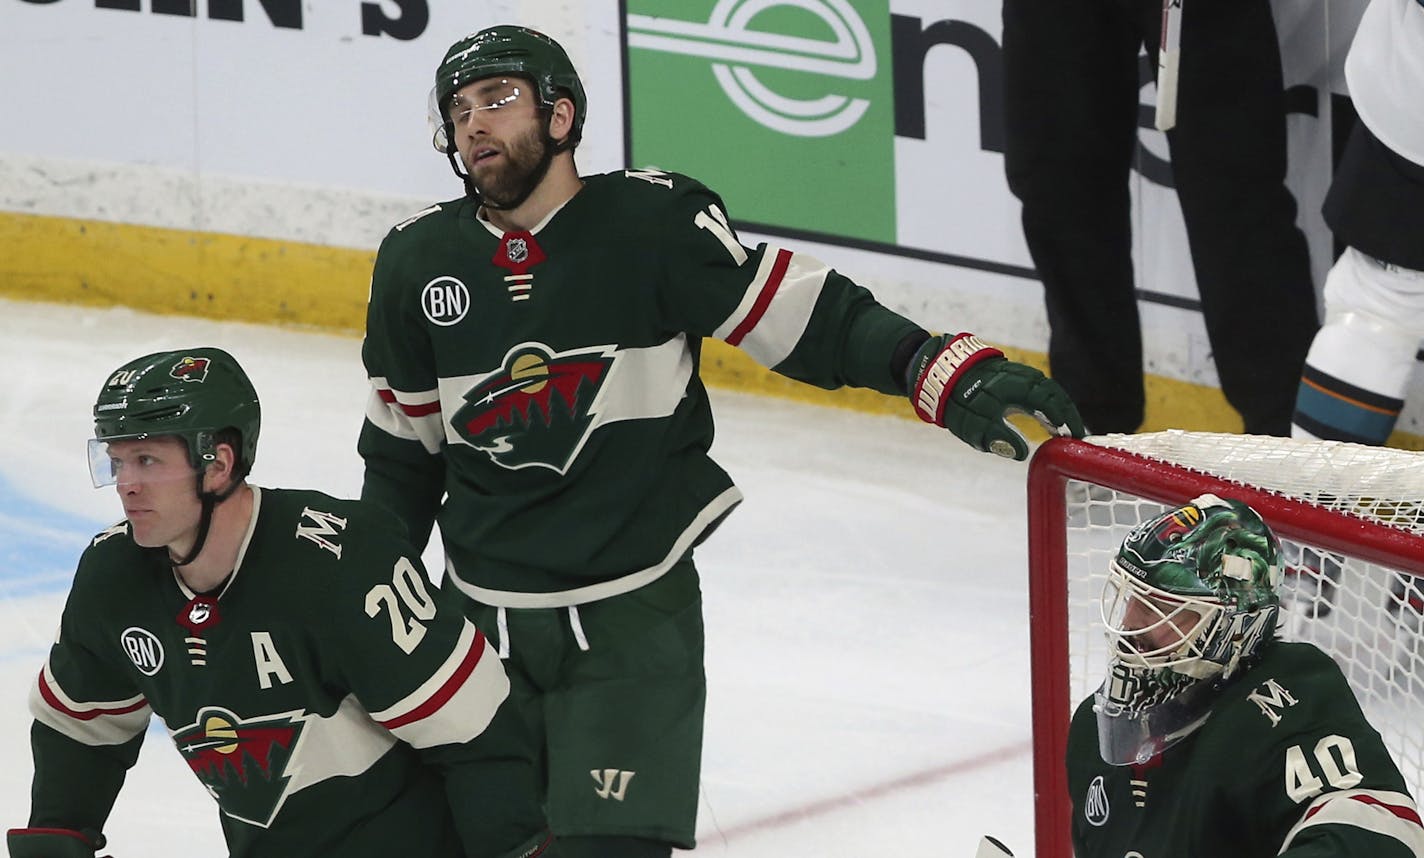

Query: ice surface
[0,298,1038,856]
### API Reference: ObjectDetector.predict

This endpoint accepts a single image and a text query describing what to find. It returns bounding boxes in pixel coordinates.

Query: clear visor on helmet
[428,78,525,153]
[1101,561,1222,671]
[88,437,199,489]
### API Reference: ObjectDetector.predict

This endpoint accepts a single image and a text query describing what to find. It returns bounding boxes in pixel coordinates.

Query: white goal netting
[1056,431,1424,797]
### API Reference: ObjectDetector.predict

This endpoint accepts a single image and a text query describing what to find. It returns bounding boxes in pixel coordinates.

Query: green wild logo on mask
[626,0,894,242]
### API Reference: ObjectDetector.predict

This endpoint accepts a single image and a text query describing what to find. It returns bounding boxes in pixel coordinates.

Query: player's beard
[470,123,550,209]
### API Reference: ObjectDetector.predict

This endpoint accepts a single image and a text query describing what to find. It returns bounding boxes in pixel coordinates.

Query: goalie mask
[90,347,261,489]
[1094,493,1283,764]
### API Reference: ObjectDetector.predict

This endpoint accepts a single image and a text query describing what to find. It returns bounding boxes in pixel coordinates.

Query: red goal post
[1026,433,1424,858]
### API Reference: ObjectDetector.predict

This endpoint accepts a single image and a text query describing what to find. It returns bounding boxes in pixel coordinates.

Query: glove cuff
[909,333,1004,425]
[7,827,105,858]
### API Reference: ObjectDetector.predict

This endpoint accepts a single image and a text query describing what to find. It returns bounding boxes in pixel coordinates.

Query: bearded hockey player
[358,24,1083,857]
[9,348,555,858]
[1067,494,1424,857]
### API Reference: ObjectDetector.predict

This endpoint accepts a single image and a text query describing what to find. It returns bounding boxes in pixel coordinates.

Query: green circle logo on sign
[628,0,876,137]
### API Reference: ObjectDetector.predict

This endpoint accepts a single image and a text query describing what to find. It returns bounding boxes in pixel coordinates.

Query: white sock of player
[1293,249,1424,444]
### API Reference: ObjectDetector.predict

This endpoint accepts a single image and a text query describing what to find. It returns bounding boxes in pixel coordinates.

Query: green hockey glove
[907,333,1085,460]
[7,828,109,858]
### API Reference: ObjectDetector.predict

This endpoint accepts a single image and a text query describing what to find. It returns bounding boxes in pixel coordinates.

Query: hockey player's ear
[201,440,241,495]
[547,96,576,146]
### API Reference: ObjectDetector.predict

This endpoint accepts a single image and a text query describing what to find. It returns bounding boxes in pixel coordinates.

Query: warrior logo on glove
[907,332,1085,460]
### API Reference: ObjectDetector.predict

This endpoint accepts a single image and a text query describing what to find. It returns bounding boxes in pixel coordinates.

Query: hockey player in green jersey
[359,24,1085,858]
[1066,493,1424,857]
[9,348,556,858]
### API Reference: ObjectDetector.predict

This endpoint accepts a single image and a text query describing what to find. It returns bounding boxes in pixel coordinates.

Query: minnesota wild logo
[169,356,211,383]
[171,706,307,828]
[1147,504,1204,548]
[452,343,616,474]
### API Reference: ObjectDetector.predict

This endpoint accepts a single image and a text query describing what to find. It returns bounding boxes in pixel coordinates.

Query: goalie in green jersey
[9,348,556,858]
[1066,493,1424,857]
[358,23,1084,858]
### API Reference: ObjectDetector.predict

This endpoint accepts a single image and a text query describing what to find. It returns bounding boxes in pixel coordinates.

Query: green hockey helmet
[1094,494,1284,764]
[90,347,261,487]
[429,25,586,153]
[1102,493,1283,680]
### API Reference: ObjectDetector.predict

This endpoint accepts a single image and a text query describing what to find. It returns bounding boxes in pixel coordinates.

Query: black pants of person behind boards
[1002,0,1318,435]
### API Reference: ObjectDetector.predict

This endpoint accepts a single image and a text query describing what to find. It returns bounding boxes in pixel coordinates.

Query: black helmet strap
[169,458,244,569]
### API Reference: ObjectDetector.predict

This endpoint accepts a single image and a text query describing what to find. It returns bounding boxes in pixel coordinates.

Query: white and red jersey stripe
[713,245,830,369]
[31,660,151,746]
[364,377,444,454]
[369,621,509,747]
[1281,788,1424,855]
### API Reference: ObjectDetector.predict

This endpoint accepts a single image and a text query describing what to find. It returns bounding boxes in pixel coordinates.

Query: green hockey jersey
[1067,641,1424,857]
[360,169,925,606]
[26,487,547,858]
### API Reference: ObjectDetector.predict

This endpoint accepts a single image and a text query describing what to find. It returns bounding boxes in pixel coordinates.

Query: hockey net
[1027,432,1424,858]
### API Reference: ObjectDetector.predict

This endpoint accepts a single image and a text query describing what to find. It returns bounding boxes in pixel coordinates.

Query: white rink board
[6,0,1421,434]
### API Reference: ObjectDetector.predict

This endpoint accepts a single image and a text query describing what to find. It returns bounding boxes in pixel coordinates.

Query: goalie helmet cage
[1026,432,1424,858]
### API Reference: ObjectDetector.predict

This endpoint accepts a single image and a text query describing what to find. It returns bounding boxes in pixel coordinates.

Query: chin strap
[169,470,244,568]
[445,145,480,204]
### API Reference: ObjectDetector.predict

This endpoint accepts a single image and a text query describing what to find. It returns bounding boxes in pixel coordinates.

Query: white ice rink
[0,298,1039,856]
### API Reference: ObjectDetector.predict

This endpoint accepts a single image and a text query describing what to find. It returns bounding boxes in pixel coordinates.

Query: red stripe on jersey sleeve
[1303,793,1424,828]
[36,671,147,721]
[726,248,793,347]
[377,630,487,730]
[1348,793,1424,827]
[399,401,441,417]
[376,387,441,418]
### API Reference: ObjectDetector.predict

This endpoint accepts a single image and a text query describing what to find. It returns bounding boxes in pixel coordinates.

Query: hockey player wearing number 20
[1066,494,1424,857]
[8,348,556,858]
[358,23,1085,858]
